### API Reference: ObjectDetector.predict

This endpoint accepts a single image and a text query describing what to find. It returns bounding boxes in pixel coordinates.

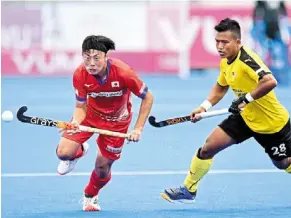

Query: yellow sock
[285,164,291,173]
[183,149,213,193]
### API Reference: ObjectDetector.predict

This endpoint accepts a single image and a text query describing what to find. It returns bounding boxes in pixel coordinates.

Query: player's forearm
[134,91,154,131]
[206,83,229,106]
[73,102,87,124]
[249,74,277,100]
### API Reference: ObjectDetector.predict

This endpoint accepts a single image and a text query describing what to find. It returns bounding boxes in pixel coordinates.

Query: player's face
[215,31,241,60]
[82,50,107,75]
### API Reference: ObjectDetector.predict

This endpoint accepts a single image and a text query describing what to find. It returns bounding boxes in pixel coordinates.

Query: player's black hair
[82,35,115,53]
[214,18,241,39]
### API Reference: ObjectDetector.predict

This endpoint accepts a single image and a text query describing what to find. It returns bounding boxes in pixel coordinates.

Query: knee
[56,145,72,161]
[95,161,114,178]
[199,147,214,159]
[272,157,291,170]
[272,160,290,170]
[95,162,111,171]
[273,164,287,170]
[199,139,218,159]
[94,166,111,178]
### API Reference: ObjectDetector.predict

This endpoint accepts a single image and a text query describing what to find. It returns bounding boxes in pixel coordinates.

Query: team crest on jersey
[111,81,119,87]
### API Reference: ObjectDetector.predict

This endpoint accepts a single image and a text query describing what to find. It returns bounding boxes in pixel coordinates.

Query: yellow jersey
[217,46,289,134]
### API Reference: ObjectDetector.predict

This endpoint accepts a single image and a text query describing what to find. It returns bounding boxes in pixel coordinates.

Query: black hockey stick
[148,115,190,127]
[148,108,230,128]
[16,106,129,138]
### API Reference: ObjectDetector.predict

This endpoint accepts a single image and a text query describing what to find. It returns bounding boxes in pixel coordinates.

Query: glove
[229,94,250,114]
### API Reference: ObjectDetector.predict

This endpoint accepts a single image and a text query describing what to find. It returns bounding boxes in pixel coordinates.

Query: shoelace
[171,186,187,195]
[63,159,77,166]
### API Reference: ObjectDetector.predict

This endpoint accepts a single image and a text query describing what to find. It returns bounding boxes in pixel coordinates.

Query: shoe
[82,195,101,212]
[160,185,196,203]
[57,142,89,175]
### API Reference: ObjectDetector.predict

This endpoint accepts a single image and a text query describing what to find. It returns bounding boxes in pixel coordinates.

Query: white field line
[1,169,282,178]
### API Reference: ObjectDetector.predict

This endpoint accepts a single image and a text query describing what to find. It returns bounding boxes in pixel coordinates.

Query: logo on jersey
[84,84,94,88]
[244,58,252,63]
[232,89,244,97]
[111,81,119,87]
[106,145,123,153]
[88,90,123,98]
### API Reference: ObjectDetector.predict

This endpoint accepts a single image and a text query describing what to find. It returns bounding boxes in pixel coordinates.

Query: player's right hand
[59,120,81,135]
[190,106,206,123]
[66,122,81,135]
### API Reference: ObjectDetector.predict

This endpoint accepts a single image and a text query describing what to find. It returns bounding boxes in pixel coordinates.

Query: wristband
[245,93,254,103]
[200,100,213,111]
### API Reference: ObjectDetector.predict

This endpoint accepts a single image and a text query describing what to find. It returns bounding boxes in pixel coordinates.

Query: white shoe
[82,195,101,212]
[57,142,89,175]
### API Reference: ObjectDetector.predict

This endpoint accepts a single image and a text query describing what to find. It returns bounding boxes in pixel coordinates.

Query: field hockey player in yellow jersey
[161,18,291,203]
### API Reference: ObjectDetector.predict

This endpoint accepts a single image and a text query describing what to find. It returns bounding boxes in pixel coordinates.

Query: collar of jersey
[227,47,242,65]
[94,59,111,85]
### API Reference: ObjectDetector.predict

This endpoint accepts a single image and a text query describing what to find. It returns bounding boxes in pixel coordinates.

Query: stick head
[148,116,156,124]
[17,106,28,117]
[148,116,164,127]
[16,106,30,122]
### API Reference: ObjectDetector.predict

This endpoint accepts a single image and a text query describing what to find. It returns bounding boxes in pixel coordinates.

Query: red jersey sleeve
[73,68,87,102]
[124,68,148,99]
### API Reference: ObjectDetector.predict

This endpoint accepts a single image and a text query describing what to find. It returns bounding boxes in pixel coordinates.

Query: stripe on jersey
[75,95,86,102]
[139,86,148,99]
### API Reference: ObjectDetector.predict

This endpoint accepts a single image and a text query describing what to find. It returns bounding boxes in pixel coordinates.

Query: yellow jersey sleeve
[217,59,228,86]
[239,47,272,82]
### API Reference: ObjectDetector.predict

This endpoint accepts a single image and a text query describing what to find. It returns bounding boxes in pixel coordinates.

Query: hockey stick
[16,106,129,138]
[148,108,230,128]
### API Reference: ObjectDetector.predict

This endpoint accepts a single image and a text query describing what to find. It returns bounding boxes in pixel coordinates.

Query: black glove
[229,94,250,114]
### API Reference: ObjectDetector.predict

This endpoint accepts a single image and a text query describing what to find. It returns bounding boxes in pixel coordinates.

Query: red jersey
[73,58,148,121]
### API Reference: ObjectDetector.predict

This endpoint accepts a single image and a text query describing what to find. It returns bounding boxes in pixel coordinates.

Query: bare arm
[192,82,229,121]
[73,101,87,124]
[249,74,277,100]
[134,90,154,131]
[206,82,229,106]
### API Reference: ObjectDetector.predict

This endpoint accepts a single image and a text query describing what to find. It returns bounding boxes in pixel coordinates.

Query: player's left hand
[127,129,142,142]
[229,95,248,114]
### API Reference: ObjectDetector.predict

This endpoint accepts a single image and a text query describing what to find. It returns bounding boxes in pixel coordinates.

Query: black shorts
[218,114,291,161]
